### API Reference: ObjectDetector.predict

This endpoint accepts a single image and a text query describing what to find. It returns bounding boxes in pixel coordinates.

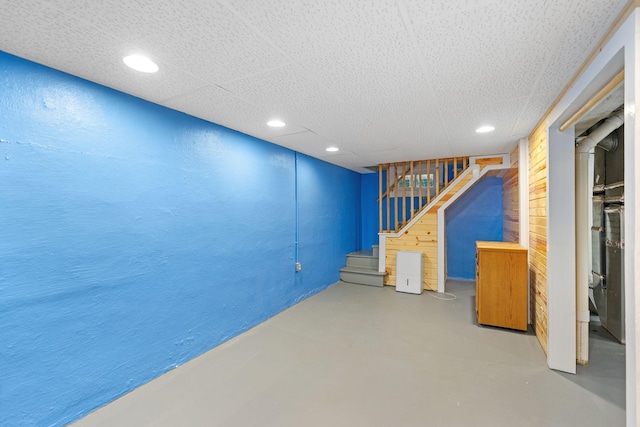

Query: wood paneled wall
[529,123,549,353]
[502,146,519,243]
[384,213,438,290]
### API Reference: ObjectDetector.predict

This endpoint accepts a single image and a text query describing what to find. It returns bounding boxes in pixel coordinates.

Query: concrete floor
[74,280,625,427]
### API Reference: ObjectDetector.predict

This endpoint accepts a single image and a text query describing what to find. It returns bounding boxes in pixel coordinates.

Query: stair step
[372,245,379,258]
[339,266,385,287]
[346,251,378,269]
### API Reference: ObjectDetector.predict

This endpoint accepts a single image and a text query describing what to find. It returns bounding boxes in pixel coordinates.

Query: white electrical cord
[426,290,457,301]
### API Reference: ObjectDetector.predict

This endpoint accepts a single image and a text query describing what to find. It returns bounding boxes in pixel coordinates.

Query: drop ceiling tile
[509,93,558,137]
[0,0,210,104]
[317,153,375,173]
[405,1,574,104]
[358,143,454,165]
[2,0,631,171]
[304,37,427,111]
[272,131,340,159]
[227,0,406,59]
[228,0,429,119]
[407,0,627,108]
[438,98,527,156]
[162,85,307,139]
[273,131,387,174]
[44,0,288,84]
[367,101,449,138]
[218,20,432,150]
[219,64,326,112]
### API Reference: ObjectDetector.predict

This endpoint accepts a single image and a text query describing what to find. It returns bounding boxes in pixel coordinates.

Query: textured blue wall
[0,51,360,426]
[445,177,503,280]
[360,173,379,250]
[296,153,360,288]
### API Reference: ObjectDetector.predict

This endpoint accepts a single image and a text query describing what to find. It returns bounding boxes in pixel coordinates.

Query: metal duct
[576,110,624,153]
[597,132,619,152]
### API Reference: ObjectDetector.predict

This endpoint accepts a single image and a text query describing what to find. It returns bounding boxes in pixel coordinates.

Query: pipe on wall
[574,110,624,365]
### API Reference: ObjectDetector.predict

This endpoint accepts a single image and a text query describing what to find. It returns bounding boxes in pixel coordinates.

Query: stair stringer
[436,163,511,292]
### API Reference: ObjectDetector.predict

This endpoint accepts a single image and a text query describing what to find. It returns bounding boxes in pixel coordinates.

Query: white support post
[575,142,591,366]
[547,124,577,374]
[518,138,531,326]
[378,234,386,273]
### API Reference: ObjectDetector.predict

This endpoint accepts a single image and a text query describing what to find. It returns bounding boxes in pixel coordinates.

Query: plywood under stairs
[339,245,386,287]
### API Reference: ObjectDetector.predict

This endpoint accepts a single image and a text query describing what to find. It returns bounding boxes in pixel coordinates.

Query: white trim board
[436,163,511,293]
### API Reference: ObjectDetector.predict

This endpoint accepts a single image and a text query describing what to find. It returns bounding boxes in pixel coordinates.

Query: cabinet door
[476,249,527,330]
[475,252,480,315]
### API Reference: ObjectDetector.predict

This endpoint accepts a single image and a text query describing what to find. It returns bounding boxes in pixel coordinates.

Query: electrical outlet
[295,262,302,272]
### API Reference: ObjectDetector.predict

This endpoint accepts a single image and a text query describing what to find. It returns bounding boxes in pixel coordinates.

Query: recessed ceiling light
[475,126,495,133]
[326,146,339,152]
[267,120,286,127]
[123,54,158,73]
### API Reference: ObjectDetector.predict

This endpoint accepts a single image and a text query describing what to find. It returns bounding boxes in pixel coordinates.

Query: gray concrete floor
[74,280,625,427]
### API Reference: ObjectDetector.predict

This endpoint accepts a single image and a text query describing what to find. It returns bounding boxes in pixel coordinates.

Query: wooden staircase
[378,157,470,233]
[378,154,512,292]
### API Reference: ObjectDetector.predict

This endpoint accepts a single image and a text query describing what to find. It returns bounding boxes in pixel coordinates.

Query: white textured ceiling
[0,0,629,173]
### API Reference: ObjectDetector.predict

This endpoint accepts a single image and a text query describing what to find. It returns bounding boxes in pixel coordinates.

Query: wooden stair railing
[378,157,470,233]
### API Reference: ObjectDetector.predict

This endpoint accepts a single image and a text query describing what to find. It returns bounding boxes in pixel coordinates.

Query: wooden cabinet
[476,241,528,331]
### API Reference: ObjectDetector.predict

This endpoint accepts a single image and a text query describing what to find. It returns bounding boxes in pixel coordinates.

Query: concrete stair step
[346,250,378,269]
[339,266,385,287]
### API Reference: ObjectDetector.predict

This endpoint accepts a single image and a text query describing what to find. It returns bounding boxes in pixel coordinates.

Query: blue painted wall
[296,153,360,288]
[445,177,503,280]
[360,173,379,250]
[0,51,360,426]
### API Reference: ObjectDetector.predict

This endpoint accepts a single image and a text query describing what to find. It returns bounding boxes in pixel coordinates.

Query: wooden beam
[410,161,415,218]
[393,163,400,231]
[444,158,449,187]
[427,160,432,204]
[378,163,406,201]
[386,163,390,232]
[419,160,424,210]
[436,160,441,195]
[402,162,407,228]
[453,157,458,179]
